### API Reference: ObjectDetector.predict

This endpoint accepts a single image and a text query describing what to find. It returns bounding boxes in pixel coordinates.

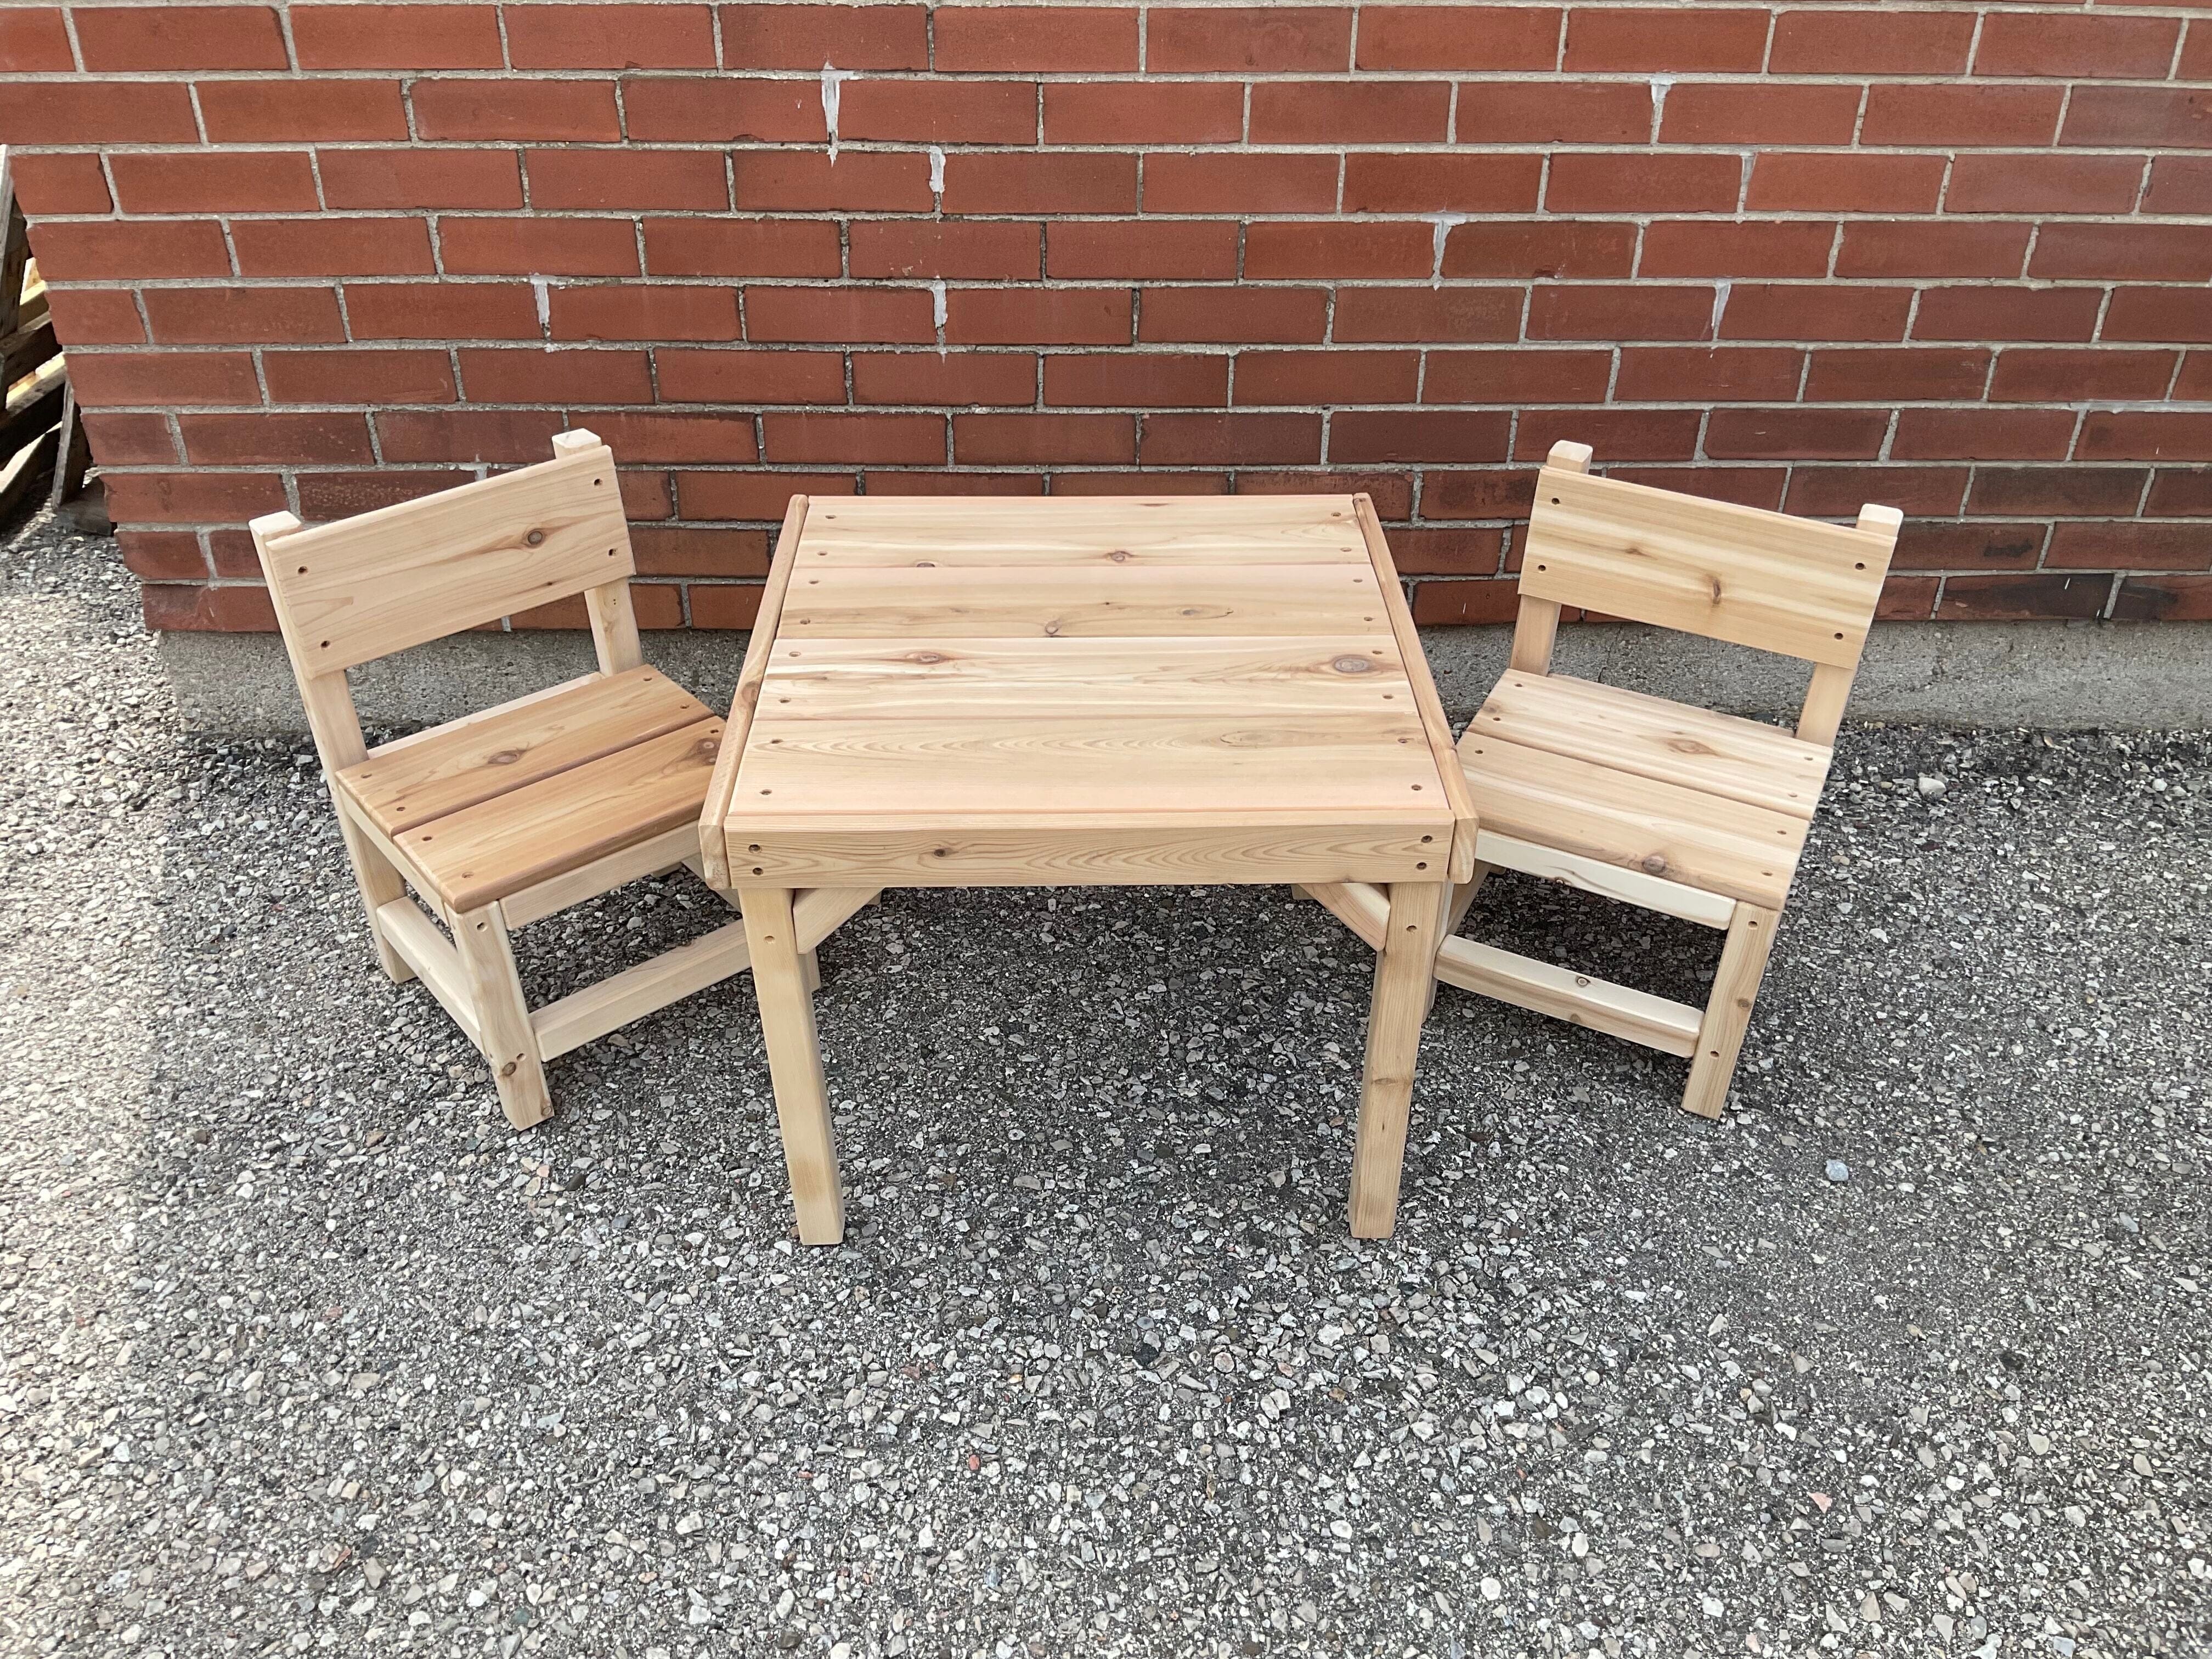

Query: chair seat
[335,665,721,912]
[1457,673,1832,912]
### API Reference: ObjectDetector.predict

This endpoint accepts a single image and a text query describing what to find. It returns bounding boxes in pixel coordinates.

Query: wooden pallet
[0,147,87,524]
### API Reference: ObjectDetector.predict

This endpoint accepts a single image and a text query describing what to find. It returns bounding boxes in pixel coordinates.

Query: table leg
[738,887,845,1245]
[1347,880,1451,1239]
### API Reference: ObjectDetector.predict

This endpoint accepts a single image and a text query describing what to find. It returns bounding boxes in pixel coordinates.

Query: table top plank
[800,495,1366,565]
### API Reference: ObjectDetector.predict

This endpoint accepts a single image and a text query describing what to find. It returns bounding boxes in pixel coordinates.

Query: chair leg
[1444,862,1493,936]
[1348,881,1452,1239]
[1683,902,1780,1120]
[740,888,845,1245]
[455,901,552,1130]
[333,802,414,984]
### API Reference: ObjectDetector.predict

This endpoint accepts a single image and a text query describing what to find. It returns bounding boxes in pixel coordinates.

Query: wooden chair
[1319,442,1900,1119]
[253,430,764,1129]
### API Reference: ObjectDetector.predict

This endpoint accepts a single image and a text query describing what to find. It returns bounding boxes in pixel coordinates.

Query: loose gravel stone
[3,514,2210,1658]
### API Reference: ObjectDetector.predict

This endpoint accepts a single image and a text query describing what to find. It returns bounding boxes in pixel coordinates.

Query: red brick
[1804,347,1988,402]
[1893,409,2078,461]
[1914,287,2102,343]
[680,471,855,518]
[2183,20,2212,83]
[733,151,933,213]
[1333,411,1510,464]
[506,3,715,66]
[562,411,757,463]
[1455,80,1651,144]
[266,348,459,405]
[1836,222,2029,279]
[1787,466,1965,519]
[859,471,1044,496]
[79,413,182,465]
[656,348,847,403]
[942,153,1137,216]
[0,83,197,143]
[1232,349,1420,405]
[528,150,728,211]
[1660,82,1861,146]
[1244,470,1411,517]
[119,531,212,582]
[1343,153,1543,214]
[141,582,281,631]
[2033,224,2212,283]
[1639,220,1833,279]
[618,472,675,521]
[70,351,259,407]
[1882,520,2041,571]
[1043,353,1229,407]
[2046,523,2208,571]
[624,80,823,142]
[2146,157,2212,215]
[1249,81,1451,144]
[232,218,436,278]
[1705,408,1889,460]
[448,217,644,277]
[2078,411,2212,461]
[1976,12,2179,78]
[1139,413,1322,466]
[2111,575,2212,622]
[686,584,765,628]
[1519,408,1703,461]
[763,412,945,464]
[746,286,933,343]
[320,148,524,209]
[1615,347,1803,403]
[1990,348,2176,403]
[1746,153,1945,213]
[292,4,503,67]
[1548,153,1741,213]
[1335,287,1522,343]
[1422,348,1612,405]
[628,528,769,577]
[4,154,110,215]
[30,220,232,281]
[350,283,543,341]
[179,412,372,466]
[144,286,344,345]
[2103,288,2212,345]
[199,78,410,141]
[2060,88,2212,150]
[1139,287,1326,345]
[1044,82,1243,145]
[106,471,287,524]
[1047,221,1236,280]
[717,4,928,69]
[111,151,318,214]
[375,409,567,462]
[852,222,1041,280]
[1528,284,1712,342]
[75,4,284,69]
[954,413,1133,465]
[41,288,145,345]
[946,288,1133,346]
[1420,469,1534,518]
[0,7,71,70]
[1947,154,2146,215]
[934,5,1138,70]
[855,352,1038,405]
[839,79,1039,144]
[413,80,622,142]
[1721,283,1910,342]
[1150,5,1351,70]
[1357,6,1560,70]
[1142,154,1338,215]
[456,348,656,406]
[1860,83,2063,148]
[1563,7,1769,71]
[1769,9,1972,74]
[1243,223,1434,280]
[1446,220,1635,279]
[1968,467,2148,518]
[1410,578,1519,625]
[2177,353,2212,400]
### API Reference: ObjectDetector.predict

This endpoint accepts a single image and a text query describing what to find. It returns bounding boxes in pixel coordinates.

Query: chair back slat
[256,435,631,674]
[1520,462,1893,669]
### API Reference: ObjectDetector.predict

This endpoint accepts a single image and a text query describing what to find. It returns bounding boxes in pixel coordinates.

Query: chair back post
[1507,441,1591,675]
[252,508,371,772]
[554,428,645,676]
[1795,501,1903,746]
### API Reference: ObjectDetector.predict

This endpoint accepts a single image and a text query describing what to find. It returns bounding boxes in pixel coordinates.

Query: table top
[703,494,1476,889]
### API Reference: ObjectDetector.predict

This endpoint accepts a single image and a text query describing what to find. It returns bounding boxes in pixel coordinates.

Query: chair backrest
[253,430,641,769]
[1512,442,1901,744]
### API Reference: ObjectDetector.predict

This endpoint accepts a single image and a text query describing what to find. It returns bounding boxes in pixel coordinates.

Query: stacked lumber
[1,147,88,524]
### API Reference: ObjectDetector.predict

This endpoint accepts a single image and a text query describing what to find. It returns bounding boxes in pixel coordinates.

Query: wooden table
[698,494,1477,1245]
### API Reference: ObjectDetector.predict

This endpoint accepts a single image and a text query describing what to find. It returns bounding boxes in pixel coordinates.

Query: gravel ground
[2,510,2209,1659]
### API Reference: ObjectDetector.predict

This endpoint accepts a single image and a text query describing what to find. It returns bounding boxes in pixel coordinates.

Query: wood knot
[485,748,520,766]
[692,738,720,760]
[1108,550,1131,562]
[1640,854,1668,875]
[1331,655,1375,674]
[909,651,947,665]
[1667,737,1713,755]
[524,529,546,548]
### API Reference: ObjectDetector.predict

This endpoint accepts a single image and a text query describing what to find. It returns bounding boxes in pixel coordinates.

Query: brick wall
[3,0,2209,636]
